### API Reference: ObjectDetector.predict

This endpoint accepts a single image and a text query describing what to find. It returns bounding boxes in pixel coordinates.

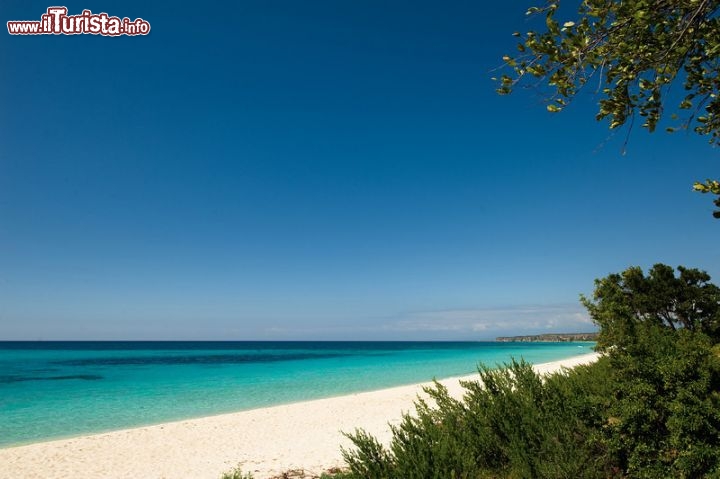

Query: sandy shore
[0,352,600,479]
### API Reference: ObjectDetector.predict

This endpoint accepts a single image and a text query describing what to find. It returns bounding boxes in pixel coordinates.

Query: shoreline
[0,352,600,479]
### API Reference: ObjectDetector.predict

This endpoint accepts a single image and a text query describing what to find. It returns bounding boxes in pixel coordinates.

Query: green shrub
[220,466,254,479]
[343,358,618,479]
[601,326,720,477]
[319,471,354,479]
[341,348,720,477]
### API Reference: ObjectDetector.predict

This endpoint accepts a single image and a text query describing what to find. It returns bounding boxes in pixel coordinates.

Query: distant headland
[495,332,598,342]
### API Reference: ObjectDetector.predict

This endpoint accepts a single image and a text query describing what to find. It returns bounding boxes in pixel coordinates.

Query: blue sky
[1,0,718,340]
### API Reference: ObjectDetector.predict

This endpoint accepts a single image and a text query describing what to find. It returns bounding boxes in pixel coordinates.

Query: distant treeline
[495,332,599,342]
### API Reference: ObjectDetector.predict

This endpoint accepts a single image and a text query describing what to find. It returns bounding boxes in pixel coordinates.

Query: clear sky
[1,0,718,340]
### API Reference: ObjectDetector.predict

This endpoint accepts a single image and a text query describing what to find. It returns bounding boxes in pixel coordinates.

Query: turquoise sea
[0,341,594,448]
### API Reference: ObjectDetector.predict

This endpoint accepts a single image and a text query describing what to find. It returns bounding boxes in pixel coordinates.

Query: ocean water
[0,341,594,448]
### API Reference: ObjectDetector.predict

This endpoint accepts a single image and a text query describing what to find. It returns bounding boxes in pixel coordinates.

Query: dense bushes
[601,326,720,477]
[342,358,618,479]
[341,265,720,478]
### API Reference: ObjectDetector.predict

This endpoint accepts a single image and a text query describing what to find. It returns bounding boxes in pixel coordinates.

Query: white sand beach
[0,352,599,479]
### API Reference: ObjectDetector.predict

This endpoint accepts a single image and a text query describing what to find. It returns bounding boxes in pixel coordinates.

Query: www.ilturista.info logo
[7,7,151,36]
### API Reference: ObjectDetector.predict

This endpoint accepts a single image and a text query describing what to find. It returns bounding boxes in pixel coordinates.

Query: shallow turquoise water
[0,341,594,447]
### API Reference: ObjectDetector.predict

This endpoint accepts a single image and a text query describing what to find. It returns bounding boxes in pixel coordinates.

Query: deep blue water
[0,341,594,447]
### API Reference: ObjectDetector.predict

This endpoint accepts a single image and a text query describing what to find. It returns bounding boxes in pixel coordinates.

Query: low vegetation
[221,467,256,479]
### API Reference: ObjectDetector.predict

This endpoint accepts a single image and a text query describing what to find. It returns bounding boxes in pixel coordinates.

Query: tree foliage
[694,179,720,218]
[581,264,720,350]
[498,0,720,217]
